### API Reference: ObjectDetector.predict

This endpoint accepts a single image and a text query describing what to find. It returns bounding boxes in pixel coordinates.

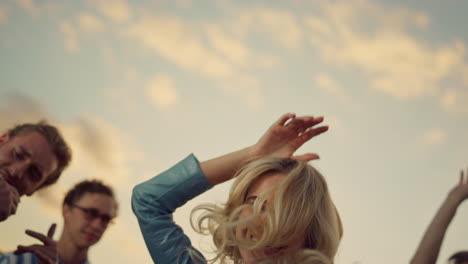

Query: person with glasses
[1,179,118,264]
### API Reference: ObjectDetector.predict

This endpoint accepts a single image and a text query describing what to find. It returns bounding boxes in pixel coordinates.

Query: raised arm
[201,113,328,185]
[132,113,328,264]
[410,168,468,264]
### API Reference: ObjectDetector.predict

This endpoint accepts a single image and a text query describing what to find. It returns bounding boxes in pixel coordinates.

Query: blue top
[0,252,38,264]
[0,253,88,264]
[132,154,213,264]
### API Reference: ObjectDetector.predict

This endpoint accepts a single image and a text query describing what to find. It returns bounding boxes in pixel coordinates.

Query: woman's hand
[251,113,328,161]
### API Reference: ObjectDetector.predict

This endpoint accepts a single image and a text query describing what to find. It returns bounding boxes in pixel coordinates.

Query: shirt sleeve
[0,252,38,264]
[132,154,213,264]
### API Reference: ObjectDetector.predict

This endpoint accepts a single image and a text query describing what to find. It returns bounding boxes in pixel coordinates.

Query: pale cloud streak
[124,15,265,108]
[304,0,468,101]
[146,74,178,109]
[314,73,360,110]
[94,0,131,23]
[421,128,446,146]
[440,89,468,114]
[125,16,235,79]
[78,13,105,33]
[16,0,40,16]
[0,6,8,25]
[60,21,79,53]
[234,8,303,50]
[204,24,249,66]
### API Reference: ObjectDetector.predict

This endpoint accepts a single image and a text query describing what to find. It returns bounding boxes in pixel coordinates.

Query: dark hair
[7,120,72,188]
[63,179,117,209]
[449,251,468,264]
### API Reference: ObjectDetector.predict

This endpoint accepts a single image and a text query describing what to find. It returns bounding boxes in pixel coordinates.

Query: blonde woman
[132,113,343,264]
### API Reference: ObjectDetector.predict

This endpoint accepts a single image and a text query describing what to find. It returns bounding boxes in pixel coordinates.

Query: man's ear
[0,133,10,144]
[63,204,71,218]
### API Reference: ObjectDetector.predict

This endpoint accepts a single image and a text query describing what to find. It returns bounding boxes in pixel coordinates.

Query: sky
[0,0,467,263]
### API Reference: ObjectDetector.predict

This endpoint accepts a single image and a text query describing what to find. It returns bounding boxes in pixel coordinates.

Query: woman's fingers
[292,153,320,161]
[285,116,324,135]
[277,113,296,126]
[299,126,329,142]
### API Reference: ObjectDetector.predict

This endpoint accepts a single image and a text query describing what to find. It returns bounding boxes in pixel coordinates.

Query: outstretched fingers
[47,223,56,238]
[25,229,55,246]
[285,116,324,135]
[292,153,320,161]
[277,113,296,126]
[298,125,329,143]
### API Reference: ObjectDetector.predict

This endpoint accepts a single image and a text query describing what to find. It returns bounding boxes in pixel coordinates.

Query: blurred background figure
[411,168,468,264]
[1,179,117,264]
[0,121,71,222]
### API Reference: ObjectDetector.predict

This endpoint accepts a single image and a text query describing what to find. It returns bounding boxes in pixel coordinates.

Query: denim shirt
[132,154,212,264]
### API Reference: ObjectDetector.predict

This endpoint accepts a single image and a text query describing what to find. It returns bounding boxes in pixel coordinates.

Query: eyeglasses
[72,205,115,226]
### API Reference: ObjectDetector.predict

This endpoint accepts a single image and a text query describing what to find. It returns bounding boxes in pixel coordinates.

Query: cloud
[60,115,139,185]
[303,0,468,101]
[314,73,359,110]
[125,16,235,79]
[440,89,468,114]
[0,93,49,129]
[234,8,303,50]
[16,0,40,16]
[146,74,178,109]
[94,0,131,23]
[78,13,105,33]
[204,24,249,66]
[124,15,265,108]
[421,129,446,146]
[0,6,8,25]
[60,21,79,53]
[325,116,346,136]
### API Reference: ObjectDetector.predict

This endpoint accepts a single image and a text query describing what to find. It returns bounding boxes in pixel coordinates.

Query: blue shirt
[0,252,38,264]
[0,250,89,264]
[132,154,212,264]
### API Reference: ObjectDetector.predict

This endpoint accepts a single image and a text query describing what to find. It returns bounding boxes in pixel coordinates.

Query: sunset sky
[1,0,467,263]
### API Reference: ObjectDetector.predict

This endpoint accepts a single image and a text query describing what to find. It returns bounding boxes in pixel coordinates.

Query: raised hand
[0,176,20,221]
[448,167,468,205]
[15,224,58,264]
[251,113,328,161]
[410,166,468,264]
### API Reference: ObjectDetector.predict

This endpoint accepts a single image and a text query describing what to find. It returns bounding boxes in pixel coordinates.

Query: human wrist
[445,192,463,210]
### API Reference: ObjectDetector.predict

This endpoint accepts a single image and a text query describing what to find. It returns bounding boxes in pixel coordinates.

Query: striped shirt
[0,252,89,264]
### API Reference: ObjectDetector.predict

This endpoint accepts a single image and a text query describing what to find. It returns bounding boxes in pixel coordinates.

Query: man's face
[63,192,117,249]
[0,132,58,196]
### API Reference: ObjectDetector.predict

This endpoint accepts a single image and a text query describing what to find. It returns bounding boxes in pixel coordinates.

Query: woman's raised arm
[201,113,328,185]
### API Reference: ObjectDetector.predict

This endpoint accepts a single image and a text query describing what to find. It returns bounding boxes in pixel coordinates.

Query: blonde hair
[191,157,343,264]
